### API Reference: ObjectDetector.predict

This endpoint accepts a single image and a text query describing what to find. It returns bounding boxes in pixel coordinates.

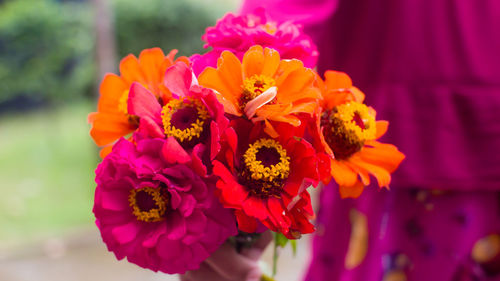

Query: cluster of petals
[88,7,406,275]
[310,71,406,198]
[213,119,329,239]
[93,137,237,274]
[199,45,321,138]
[191,8,318,75]
[88,48,189,157]
[127,61,229,171]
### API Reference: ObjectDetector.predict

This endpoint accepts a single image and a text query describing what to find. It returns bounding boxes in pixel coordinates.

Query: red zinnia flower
[213,119,329,239]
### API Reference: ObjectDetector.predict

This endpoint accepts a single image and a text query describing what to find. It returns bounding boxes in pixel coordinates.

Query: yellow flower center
[240,74,276,109]
[263,22,277,35]
[241,138,290,198]
[128,186,169,222]
[321,102,376,159]
[118,89,130,115]
[161,97,210,143]
[118,89,140,126]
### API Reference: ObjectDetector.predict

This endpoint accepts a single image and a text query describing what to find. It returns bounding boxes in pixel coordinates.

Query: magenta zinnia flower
[93,137,237,274]
[128,62,228,172]
[191,8,318,75]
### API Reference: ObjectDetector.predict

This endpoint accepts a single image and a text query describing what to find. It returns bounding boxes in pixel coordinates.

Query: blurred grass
[0,102,96,246]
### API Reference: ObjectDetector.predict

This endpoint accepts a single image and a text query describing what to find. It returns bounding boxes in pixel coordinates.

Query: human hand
[180,231,273,281]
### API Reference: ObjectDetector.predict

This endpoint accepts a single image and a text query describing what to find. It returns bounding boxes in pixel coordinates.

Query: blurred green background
[0,0,238,248]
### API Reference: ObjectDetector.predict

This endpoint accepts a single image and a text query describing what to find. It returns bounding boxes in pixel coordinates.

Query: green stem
[261,273,276,281]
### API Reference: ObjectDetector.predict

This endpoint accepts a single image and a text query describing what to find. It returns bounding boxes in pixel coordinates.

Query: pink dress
[240,0,500,280]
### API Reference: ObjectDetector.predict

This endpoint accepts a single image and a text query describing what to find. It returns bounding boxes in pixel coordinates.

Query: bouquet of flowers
[88,8,404,279]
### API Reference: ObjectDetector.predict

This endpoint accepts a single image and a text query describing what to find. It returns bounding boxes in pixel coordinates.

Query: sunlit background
[0,0,310,280]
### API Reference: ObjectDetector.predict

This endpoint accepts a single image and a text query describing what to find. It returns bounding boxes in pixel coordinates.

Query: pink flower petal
[164,62,192,98]
[111,221,141,244]
[142,223,166,248]
[138,116,164,138]
[166,211,187,240]
[100,190,130,211]
[128,82,161,121]
[244,86,277,119]
[161,137,190,164]
[156,237,182,260]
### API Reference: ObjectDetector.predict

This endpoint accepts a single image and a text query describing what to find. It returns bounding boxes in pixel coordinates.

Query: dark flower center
[129,186,169,222]
[321,102,376,160]
[171,106,199,130]
[161,97,210,144]
[255,146,281,167]
[240,138,290,198]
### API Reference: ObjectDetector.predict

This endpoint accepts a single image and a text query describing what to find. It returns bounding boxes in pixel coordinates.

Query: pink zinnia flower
[128,62,228,173]
[191,8,318,75]
[93,137,237,274]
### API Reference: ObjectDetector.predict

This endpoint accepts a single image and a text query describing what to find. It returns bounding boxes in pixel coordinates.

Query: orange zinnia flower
[198,45,321,137]
[88,48,188,157]
[313,71,405,198]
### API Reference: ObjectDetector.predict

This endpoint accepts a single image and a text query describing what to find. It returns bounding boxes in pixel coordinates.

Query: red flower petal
[235,210,258,233]
[242,196,269,220]
[267,197,291,231]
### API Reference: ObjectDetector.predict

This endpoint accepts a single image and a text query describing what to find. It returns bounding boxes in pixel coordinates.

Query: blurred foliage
[114,0,232,58]
[0,0,236,106]
[0,0,95,104]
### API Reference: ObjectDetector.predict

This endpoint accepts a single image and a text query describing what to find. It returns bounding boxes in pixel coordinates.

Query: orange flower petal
[216,51,244,95]
[97,74,128,113]
[350,87,365,103]
[119,54,146,85]
[349,155,392,188]
[375,121,389,139]
[198,51,243,113]
[165,49,179,61]
[274,59,304,86]
[277,70,320,104]
[331,159,358,187]
[242,45,265,78]
[323,90,352,109]
[339,181,364,199]
[261,48,280,77]
[199,67,242,115]
[89,113,134,146]
[360,141,405,173]
[138,48,166,89]
[343,158,371,186]
[263,119,279,138]
[288,101,318,115]
[99,145,113,158]
[324,70,352,89]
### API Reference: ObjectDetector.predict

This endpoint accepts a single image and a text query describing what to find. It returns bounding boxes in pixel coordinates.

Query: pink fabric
[241,1,500,280]
[240,0,500,191]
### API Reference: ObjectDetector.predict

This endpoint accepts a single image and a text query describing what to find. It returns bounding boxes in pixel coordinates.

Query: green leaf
[290,240,297,256]
[274,232,289,248]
